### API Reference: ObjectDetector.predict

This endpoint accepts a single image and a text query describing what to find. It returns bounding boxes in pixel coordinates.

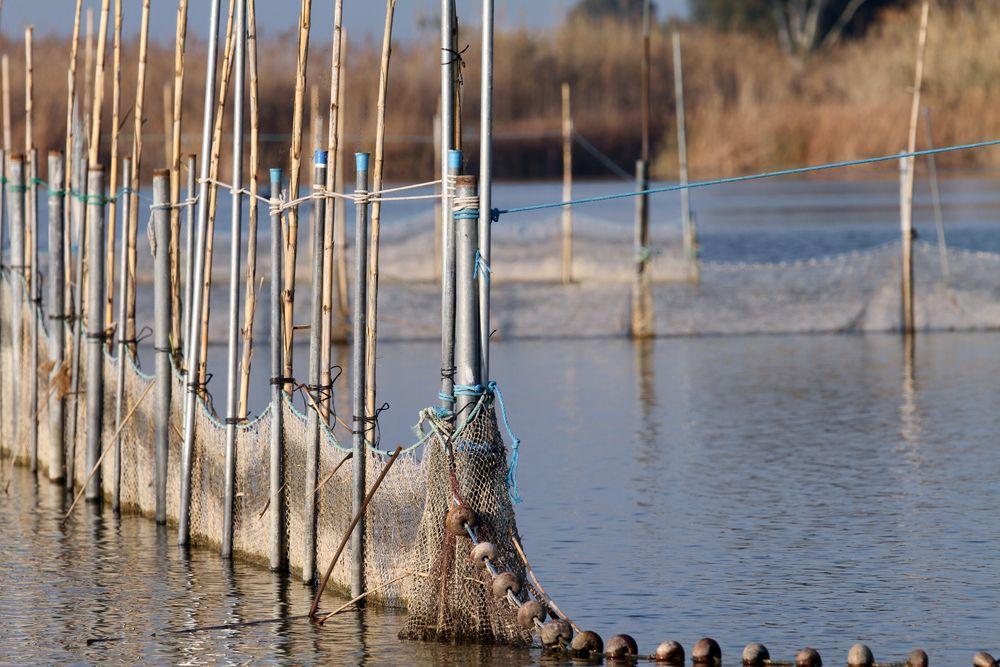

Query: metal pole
[182,153,196,359]
[439,150,461,420]
[179,0,223,546]
[111,158,131,512]
[268,167,285,571]
[67,140,86,489]
[85,165,106,502]
[152,169,171,525]
[632,159,652,338]
[221,0,247,561]
[47,151,66,483]
[303,149,327,583]
[478,0,494,380]
[7,154,23,457]
[900,155,914,334]
[350,152,370,599]
[454,175,481,418]
[439,0,455,283]
[28,148,39,473]
[673,30,697,281]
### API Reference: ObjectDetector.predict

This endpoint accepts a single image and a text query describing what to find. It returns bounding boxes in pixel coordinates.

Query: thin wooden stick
[161,83,171,176]
[60,381,155,523]
[169,0,191,350]
[317,571,424,624]
[334,35,349,321]
[105,0,123,343]
[309,445,403,620]
[63,0,84,344]
[257,450,350,520]
[363,0,397,445]
[88,0,110,166]
[237,0,261,419]
[1,55,10,153]
[83,8,94,141]
[511,532,581,634]
[127,0,152,355]
[196,0,237,388]
[283,0,313,392]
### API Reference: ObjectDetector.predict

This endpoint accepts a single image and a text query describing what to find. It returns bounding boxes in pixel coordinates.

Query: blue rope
[487,381,523,504]
[454,209,480,220]
[490,138,1000,222]
[473,250,491,279]
[454,384,484,396]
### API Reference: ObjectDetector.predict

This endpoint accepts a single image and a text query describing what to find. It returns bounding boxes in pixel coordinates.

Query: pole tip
[447,150,463,170]
[153,168,170,179]
[355,153,370,171]
[48,150,63,159]
[314,150,328,166]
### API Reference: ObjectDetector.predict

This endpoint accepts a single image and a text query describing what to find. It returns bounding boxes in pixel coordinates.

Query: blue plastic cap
[314,150,328,165]
[355,152,370,171]
[269,168,283,179]
[447,150,463,170]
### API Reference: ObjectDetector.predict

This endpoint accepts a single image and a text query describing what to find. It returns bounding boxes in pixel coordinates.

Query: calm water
[3,332,1000,664]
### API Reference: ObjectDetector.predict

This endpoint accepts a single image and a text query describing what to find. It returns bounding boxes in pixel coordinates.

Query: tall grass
[1,2,998,183]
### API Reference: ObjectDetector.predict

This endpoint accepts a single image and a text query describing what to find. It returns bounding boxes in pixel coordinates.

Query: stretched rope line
[491,138,1000,221]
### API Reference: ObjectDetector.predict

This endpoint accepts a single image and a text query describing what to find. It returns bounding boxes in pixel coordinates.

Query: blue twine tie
[473,250,491,280]
[487,380,523,504]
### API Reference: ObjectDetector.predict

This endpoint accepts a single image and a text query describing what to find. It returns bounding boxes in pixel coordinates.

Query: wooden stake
[561,82,572,285]
[170,0,190,350]
[334,37,349,322]
[83,8,94,145]
[196,0,237,388]
[105,0,123,344]
[127,0,152,354]
[161,83,171,173]
[283,0,313,392]
[901,0,929,335]
[238,0,261,419]
[63,0,84,356]
[364,0,397,445]
[88,0,111,167]
[24,27,34,283]
[673,30,698,283]
[1,55,10,153]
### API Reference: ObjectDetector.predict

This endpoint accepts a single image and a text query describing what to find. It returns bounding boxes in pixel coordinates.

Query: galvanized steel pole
[182,153,196,358]
[152,169,171,525]
[350,152,370,598]
[179,0,223,546]
[478,0,494,379]
[439,149,461,419]
[455,175,481,418]
[28,148,39,473]
[8,155,23,456]
[111,158,131,512]
[221,0,247,561]
[67,143,87,489]
[84,165,106,502]
[268,168,286,571]
[47,151,66,483]
[303,149,327,583]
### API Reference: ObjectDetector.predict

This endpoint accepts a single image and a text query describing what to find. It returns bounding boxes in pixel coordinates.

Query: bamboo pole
[477,0,494,377]
[47,151,66,483]
[127,0,152,354]
[84,165,106,502]
[631,159,653,338]
[152,170,171,525]
[2,56,10,153]
[170,0,191,351]
[673,30,698,283]
[104,0,125,349]
[901,0,929,335]
[182,153,196,368]
[196,0,237,389]
[221,0,247,561]
[238,0,261,420]
[105,0,123,344]
[178,0,224,547]
[24,27,33,286]
[83,8,94,142]
[320,0,345,419]
[283,0,312,393]
[560,82,572,285]
[923,107,949,283]
[637,0,651,271]
[267,167,285,571]
[111,158,131,513]
[66,107,86,490]
[350,152,370,598]
[334,38,349,323]
[63,0,84,366]
[88,0,110,167]
[363,0,396,447]
[161,83,171,168]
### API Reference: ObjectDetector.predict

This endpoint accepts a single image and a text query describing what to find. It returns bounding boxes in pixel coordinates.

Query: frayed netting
[401,402,533,646]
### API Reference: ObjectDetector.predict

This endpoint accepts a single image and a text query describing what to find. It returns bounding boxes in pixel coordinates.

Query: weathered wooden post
[47,151,66,483]
[350,152,370,598]
[85,165,106,502]
[439,150,462,420]
[182,153,196,360]
[268,168,285,571]
[221,0,247,561]
[454,175,482,418]
[560,84,574,286]
[8,154,24,456]
[152,169,171,525]
[632,159,653,338]
[303,150,328,583]
[179,0,223,547]
[673,30,698,283]
[111,158,131,513]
